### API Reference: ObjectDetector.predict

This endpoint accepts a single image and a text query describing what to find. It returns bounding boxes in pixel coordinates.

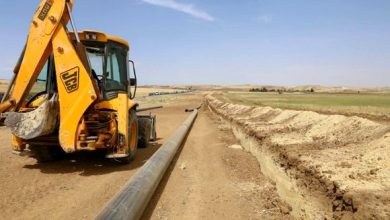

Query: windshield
[86,47,105,78]
[86,42,128,94]
[105,43,128,91]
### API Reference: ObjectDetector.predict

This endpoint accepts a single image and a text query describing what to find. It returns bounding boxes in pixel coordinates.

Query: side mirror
[128,60,137,99]
[129,78,136,86]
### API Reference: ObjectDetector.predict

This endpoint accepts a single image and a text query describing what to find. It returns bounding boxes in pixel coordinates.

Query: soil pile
[207,95,390,219]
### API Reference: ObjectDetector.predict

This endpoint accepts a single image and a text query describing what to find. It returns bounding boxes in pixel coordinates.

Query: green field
[214,92,390,120]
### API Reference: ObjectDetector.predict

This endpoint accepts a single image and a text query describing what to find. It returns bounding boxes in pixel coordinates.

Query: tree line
[249,87,315,93]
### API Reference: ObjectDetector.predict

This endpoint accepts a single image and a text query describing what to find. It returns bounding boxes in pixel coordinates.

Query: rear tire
[116,109,138,164]
[29,145,65,163]
[138,117,151,148]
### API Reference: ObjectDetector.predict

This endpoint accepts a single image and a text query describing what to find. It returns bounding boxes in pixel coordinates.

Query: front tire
[116,109,138,164]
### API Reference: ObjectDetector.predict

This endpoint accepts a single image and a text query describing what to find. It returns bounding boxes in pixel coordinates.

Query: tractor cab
[77,30,137,100]
[26,30,137,108]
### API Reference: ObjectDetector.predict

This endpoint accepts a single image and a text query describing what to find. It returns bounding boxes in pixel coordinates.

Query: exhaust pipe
[95,109,198,220]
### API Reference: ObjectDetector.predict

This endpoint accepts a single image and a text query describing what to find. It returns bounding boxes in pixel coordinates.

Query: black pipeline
[95,109,198,220]
[185,103,203,112]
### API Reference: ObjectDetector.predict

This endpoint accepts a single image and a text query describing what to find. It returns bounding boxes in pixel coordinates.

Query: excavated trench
[231,124,332,219]
[209,106,332,219]
[206,95,390,220]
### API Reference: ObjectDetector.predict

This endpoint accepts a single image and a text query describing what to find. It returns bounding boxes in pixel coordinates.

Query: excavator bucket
[4,95,58,140]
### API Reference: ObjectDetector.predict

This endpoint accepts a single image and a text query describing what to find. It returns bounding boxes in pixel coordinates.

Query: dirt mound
[207,95,390,219]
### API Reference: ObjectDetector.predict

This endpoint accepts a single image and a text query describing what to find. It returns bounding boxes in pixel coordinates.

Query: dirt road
[0,94,290,219]
[143,101,291,220]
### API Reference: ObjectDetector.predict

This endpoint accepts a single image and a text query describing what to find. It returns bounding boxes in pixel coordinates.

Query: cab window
[27,60,48,100]
[105,43,128,91]
[86,47,104,78]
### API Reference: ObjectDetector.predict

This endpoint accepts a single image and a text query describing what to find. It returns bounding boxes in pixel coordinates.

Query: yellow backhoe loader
[0,0,156,163]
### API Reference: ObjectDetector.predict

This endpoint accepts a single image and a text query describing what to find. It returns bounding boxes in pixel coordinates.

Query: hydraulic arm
[0,0,156,164]
[0,0,98,151]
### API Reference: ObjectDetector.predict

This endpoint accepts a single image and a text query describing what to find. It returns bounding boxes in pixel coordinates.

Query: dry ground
[2,89,388,220]
[143,100,291,220]
[0,93,290,219]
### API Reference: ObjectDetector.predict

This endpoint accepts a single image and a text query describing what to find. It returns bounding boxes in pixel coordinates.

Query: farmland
[215,91,390,121]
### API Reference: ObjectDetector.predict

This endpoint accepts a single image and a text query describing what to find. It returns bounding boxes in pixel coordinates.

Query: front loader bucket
[4,95,58,140]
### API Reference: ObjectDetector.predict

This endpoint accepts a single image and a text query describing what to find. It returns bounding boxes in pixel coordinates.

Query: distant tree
[310,88,314,93]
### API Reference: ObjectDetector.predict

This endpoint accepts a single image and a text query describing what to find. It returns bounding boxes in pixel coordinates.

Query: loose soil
[207,94,390,219]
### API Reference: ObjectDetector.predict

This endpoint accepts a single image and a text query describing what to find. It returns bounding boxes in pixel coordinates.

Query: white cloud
[141,0,215,21]
[256,14,272,24]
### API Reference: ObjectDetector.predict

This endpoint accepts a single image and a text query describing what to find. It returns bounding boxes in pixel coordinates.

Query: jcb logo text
[60,67,79,93]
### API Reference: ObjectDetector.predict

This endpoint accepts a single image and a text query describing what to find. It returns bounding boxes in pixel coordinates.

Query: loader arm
[0,0,99,151]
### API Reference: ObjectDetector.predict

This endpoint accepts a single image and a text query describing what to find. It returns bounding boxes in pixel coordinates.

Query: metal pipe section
[95,110,198,220]
[136,105,163,112]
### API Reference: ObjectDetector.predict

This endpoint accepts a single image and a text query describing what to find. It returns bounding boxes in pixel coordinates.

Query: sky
[0,0,389,87]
